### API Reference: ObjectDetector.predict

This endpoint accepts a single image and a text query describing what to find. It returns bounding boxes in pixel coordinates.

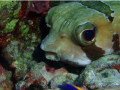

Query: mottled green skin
[41,2,107,65]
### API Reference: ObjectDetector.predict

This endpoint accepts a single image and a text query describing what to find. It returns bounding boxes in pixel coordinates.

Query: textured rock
[76,54,120,89]
[0,64,13,90]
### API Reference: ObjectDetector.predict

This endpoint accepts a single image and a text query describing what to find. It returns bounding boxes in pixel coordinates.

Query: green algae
[6,71,12,78]
[19,21,40,41]
[19,22,30,40]
[0,1,20,14]
[13,3,21,19]
[15,81,25,89]
[2,32,40,79]
[0,1,21,18]
[0,88,3,90]
[0,1,21,33]
[0,1,17,8]
[2,19,18,33]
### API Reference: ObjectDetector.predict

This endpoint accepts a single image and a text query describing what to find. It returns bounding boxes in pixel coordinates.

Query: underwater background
[0,1,120,90]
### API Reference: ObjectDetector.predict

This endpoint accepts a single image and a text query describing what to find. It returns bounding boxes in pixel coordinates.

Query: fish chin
[60,56,91,66]
[69,58,91,66]
[45,51,91,66]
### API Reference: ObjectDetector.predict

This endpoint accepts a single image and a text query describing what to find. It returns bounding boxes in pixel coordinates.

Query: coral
[2,34,40,80]
[15,62,78,90]
[76,54,120,89]
[50,73,78,90]
[111,64,120,72]
[0,64,13,90]
[2,19,19,33]
[0,1,21,17]
[96,85,120,90]
[0,1,21,33]
[19,21,30,40]
[19,1,50,23]
[0,1,51,89]
[0,34,12,47]
[18,1,28,20]
[0,1,51,90]
[28,1,50,14]
[1,1,120,90]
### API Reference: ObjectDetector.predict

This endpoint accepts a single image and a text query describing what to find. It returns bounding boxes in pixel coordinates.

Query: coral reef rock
[76,54,120,89]
[0,64,13,90]
[15,62,76,90]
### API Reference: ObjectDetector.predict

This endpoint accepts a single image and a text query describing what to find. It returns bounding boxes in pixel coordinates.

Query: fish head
[40,2,120,66]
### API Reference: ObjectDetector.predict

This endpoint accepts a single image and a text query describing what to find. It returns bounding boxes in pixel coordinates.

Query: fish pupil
[83,28,95,41]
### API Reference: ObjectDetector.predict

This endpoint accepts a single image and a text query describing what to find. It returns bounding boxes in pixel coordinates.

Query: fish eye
[74,22,97,46]
[81,27,96,43]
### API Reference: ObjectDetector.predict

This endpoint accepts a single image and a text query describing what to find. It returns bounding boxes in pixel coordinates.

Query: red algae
[111,64,120,72]
[19,1,50,23]
[0,34,12,47]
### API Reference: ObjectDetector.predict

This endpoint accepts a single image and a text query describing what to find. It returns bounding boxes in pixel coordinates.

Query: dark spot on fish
[112,33,120,52]
[108,16,114,22]
[81,43,105,61]
[60,36,65,38]
[60,34,66,38]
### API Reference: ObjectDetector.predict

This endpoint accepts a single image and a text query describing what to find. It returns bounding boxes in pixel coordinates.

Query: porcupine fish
[40,1,120,66]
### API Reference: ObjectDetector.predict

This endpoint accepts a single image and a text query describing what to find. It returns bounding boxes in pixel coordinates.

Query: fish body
[41,1,120,66]
[58,84,82,90]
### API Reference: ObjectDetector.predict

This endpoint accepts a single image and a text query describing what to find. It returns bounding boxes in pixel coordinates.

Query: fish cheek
[81,43,105,61]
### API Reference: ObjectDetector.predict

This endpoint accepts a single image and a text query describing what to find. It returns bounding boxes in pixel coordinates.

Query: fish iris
[82,28,95,41]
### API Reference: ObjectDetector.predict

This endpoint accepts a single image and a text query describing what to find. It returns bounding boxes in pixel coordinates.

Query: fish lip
[44,51,91,66]
[41,45,91,66]
[40,44,60,61]
[45,51,60,61]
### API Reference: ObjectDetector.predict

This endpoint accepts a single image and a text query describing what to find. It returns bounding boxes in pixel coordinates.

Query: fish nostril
[45,51,60,61]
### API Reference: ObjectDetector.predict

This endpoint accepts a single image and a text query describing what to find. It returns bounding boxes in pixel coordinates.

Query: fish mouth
[45,51,60,61]
[44,51,91,66]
